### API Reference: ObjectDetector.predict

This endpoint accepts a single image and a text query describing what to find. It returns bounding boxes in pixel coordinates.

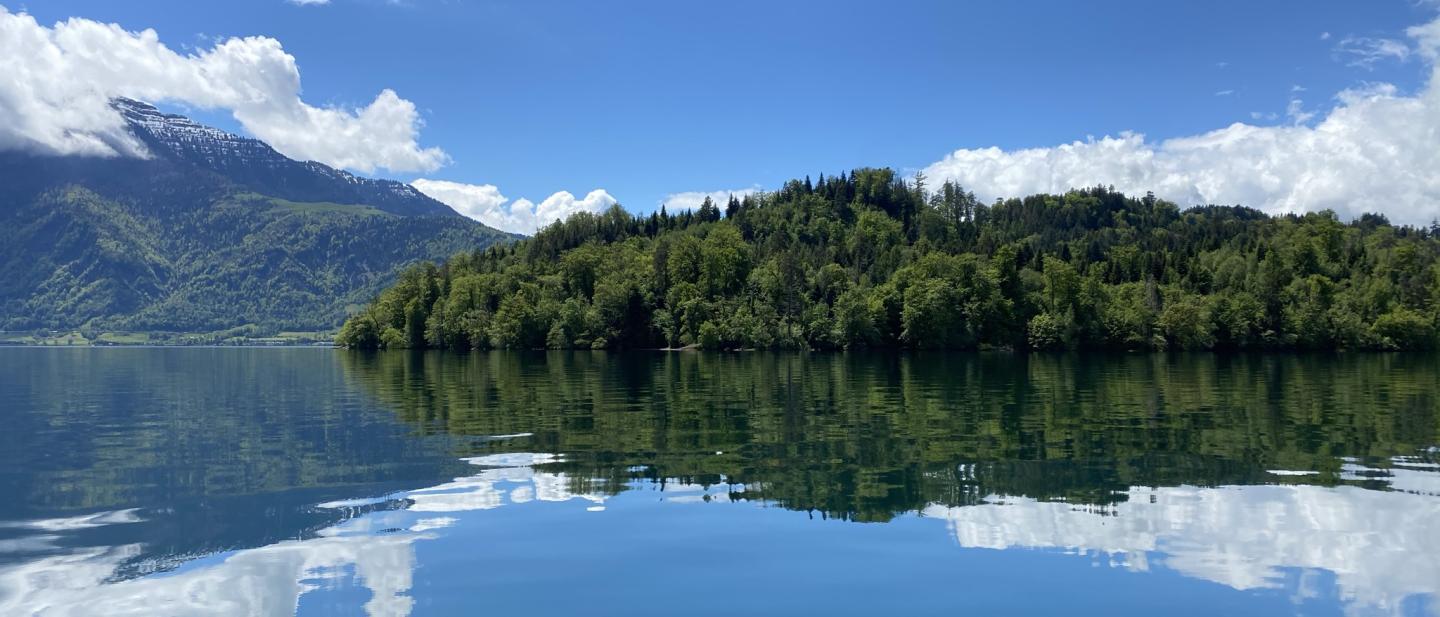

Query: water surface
[1,349,1437,616]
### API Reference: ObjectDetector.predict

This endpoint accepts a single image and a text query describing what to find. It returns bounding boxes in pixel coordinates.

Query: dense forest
[339,168,1440,351]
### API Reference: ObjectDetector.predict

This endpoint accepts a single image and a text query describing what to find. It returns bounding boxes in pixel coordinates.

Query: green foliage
[1372,307,1437,350]
[340,169,1440,351]
[1027,313,1068,350]
[1,189,510,333]
[1158,289,1215,350]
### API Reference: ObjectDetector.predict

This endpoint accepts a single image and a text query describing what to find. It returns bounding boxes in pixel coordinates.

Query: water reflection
[926,461,1440,614]
[0,454,607,617]
[342,351,1440,514]
[1,349,1437,616]
[4,453,1435,616]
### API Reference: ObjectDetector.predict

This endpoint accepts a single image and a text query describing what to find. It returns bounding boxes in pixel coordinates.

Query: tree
[1027,313,1068,350]
[1372,307,1436,350]
[1158,290,1215,350]
[697,197,722,223]
[340,167,1440,352]
[701,223,751,297]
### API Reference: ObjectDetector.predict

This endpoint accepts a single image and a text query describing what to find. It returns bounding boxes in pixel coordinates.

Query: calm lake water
[1,349,1437,616]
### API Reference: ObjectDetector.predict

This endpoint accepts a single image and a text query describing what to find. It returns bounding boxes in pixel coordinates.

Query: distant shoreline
[0,342,335,348]
[3,346,1419,357]
[0,331,335,347]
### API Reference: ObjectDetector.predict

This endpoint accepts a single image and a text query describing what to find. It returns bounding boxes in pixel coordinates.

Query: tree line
[338,168,1440,351]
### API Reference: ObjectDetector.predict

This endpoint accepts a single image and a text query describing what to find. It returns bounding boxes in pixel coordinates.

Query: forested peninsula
[338,168,1440,351]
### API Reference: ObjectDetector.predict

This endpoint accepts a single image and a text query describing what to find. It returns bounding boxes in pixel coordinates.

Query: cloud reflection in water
[1,455,1436,617]
[0,454,603,617]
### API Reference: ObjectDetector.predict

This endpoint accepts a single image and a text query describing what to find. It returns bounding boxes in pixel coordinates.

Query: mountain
[0,99,513,336]
[339,169,1440,351]
[113,98,454,217]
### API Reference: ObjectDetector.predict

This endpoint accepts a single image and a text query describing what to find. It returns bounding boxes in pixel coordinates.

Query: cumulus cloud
[1412,18,1440,61]
[0,7,445,173]
[411,179,617,235]
[409,179,508,220]
[922,16,1440,225]
[660,186,762,212]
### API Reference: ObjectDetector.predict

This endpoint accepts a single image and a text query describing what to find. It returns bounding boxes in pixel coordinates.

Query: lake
[1,348,1437,616]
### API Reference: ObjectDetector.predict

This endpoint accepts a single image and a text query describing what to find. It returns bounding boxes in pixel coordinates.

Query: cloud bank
[659,186,762,212]
[923,16,1440,226]
[411,179,617,235]
[0,7,445,173]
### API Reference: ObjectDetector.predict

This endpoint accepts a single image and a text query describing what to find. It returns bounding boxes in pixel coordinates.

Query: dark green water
[1,349,1437,616]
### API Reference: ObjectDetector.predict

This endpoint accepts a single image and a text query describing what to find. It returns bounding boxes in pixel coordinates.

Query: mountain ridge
[0,99,512,335]
[111,97,456,217]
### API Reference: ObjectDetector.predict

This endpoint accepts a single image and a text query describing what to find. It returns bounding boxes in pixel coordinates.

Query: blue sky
[7,1,1440,230]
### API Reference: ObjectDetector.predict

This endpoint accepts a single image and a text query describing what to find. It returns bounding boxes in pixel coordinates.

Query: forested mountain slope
[0,100,512,334]
[341,168,1440,351]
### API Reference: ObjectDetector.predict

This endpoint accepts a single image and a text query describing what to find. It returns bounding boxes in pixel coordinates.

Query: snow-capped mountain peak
[108,98,452,217]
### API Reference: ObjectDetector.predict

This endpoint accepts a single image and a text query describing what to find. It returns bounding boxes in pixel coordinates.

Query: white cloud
[288,0,331,5]
[1335,35,1412,68]
[1320,31,1332,41]
[660,186,762,212]
[1284,97,1316,124]
[1336,81,1400,104]
[1214,89,1235,96]
[1411,17,1440,60]
[508,190,619,234]
[409,179,508,221]
[922,17,1440,226]
[411,179,617,235]
[0,7,446,173]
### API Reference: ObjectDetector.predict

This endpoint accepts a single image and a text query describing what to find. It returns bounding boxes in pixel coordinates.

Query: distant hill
[0,99,514,335]
[339,169,1440,351]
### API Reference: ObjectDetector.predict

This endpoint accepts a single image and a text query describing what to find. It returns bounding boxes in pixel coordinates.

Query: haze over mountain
[0,99,512,335]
